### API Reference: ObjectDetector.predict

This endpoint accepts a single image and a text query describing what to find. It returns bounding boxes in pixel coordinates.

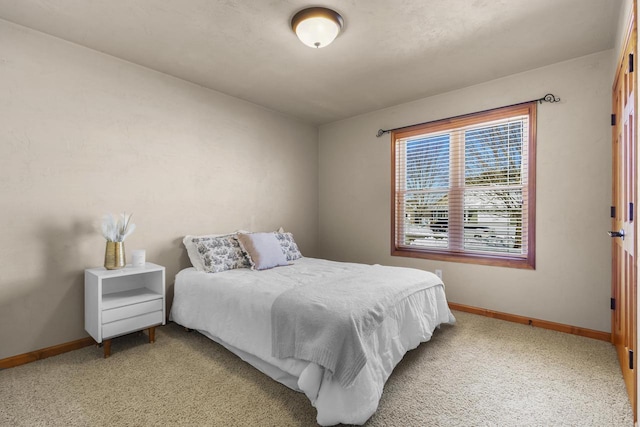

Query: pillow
[193,234,252,273]
[237,233,289,270]
[183,230,248,271]
[274,232,302,261]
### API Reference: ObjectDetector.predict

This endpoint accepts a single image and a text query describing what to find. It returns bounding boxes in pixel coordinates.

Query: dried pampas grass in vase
[102,212,136,270]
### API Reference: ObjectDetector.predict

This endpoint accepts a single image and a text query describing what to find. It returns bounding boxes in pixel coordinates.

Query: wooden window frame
[390,102,536,269]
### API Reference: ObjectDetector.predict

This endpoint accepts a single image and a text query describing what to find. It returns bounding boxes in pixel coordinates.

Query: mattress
[170,257,455,425]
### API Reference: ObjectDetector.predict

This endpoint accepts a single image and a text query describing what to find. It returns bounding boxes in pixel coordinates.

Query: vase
[104,241,125,270]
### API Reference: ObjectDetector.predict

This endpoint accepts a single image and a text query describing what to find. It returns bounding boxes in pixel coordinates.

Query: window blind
[392,102,536,267]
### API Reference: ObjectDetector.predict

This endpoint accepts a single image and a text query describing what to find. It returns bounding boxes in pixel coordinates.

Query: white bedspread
[170,258,455,426]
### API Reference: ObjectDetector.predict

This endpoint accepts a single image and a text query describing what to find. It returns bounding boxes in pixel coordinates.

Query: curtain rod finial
[376,129,387,137]
[539,93,560,104]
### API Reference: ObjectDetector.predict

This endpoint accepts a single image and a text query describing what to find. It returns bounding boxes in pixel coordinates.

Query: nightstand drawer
[102,310,163,339]
[102,298,163,323]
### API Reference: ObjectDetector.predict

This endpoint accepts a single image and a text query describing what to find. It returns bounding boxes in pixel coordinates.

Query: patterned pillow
[274,232,302,261]
[183,230,249,271]
[193,235,251,273]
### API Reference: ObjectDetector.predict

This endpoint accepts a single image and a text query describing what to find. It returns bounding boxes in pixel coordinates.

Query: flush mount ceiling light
[291,7,344,48]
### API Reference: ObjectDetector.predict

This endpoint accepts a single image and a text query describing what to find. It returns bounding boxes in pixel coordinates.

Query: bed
[170,236,455,426]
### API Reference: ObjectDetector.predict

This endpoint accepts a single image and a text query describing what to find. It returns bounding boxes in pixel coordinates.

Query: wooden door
[612,12,637,419]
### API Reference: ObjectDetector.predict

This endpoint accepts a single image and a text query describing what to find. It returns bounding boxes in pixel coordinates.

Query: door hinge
[611,297,616,310]
[630,203,634,221]
[630,53,635,73]
[611,206,616,218]
[611,114,616,126]
[629,349,634,370]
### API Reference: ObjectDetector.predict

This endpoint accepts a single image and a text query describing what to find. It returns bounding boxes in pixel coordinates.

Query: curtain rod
[375,93,560,137]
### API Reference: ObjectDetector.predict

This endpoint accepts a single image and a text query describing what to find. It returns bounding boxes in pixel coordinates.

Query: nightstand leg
[149,326,156,343]
[103,339,111,358]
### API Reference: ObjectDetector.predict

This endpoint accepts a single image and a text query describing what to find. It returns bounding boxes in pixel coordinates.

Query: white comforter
[170,258,455,426]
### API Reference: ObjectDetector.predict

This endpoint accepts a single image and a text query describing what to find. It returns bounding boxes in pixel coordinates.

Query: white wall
[0,20,318,360]
[319,50,613,332]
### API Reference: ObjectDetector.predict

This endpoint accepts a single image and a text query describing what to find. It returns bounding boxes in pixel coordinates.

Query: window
[391,102,536,269]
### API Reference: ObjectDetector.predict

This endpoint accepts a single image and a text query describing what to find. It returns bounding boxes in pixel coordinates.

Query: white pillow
[183,230,248,271]
[237,232,289,270]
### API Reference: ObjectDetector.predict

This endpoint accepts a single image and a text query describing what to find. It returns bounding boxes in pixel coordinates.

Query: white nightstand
[84,262,166,358]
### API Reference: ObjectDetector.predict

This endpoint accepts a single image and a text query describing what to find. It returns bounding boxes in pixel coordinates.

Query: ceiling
[0,0,621,125]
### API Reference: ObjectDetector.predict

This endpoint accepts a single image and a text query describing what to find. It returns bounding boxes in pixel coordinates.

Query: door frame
[614,1,638,420]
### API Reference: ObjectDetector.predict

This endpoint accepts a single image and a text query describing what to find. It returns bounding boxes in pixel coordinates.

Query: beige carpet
[0,311,633,426]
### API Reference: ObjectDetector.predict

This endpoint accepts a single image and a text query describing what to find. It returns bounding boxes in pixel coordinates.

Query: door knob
[608,229,625,239]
